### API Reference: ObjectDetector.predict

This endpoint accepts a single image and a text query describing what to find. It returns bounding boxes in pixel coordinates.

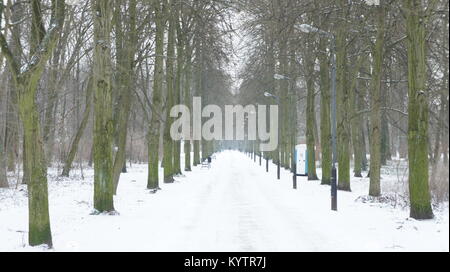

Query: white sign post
[295,144,308,177]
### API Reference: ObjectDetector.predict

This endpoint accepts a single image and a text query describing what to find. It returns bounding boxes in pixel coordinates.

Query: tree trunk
[344,46,364,179]
[173,5,183,175]
[0,134,7,188]
[319,36,332,184]
[0,66,6,187]
[184,47,192,172]
[380,110,391,165]
[0,0,66,247]
[351,99,363,178]
[147,0,165,190]
[279,39,288,170]
[112,0,137,194]
[92,0,114,212]
[369,3,386,197]
[193,40,201,167]
[404,0,433,219]
[163,0,176,184]
[336,0,351,191]
[305,46,318,180]
[358,61,369,172]
[18,83,52,246]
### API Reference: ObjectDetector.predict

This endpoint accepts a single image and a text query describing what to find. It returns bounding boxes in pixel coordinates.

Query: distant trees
[62,76,93,177]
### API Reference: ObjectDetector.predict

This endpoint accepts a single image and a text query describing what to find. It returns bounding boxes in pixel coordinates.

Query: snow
[0,151,448,252]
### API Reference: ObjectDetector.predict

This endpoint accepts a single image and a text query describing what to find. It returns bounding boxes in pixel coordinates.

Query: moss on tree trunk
[92,0,114,212]
[19,82,52,247]
[319,37,332,185]
[336,1,351,191]
[404,0,433,220]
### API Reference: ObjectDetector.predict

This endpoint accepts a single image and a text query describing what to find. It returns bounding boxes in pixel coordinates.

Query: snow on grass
[0,151,448,252]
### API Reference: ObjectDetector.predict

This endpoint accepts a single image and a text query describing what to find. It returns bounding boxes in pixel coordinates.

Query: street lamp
[272,75,298,190]
[264,91,281,180]
[298,23,338,211]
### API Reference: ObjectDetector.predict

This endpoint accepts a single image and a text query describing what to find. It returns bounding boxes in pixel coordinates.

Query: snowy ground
[0,151,448,252]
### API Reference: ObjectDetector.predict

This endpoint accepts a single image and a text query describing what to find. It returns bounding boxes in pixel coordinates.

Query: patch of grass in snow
[90,210,121,216]
[355,193,409,209]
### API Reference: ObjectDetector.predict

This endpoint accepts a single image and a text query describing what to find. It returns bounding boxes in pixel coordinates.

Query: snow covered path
[0,151,448,252]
